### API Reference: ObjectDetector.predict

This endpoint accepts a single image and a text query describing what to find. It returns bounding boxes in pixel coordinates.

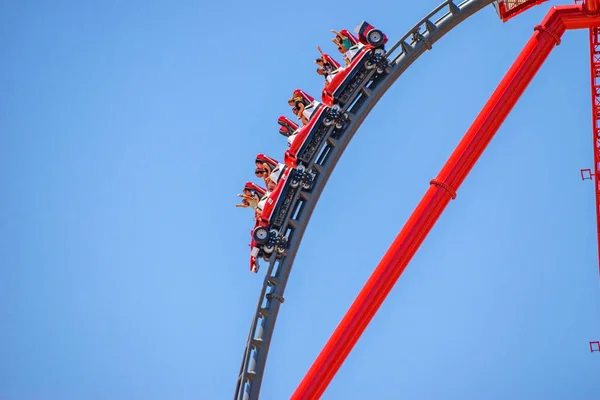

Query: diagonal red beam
[291,4,600,400]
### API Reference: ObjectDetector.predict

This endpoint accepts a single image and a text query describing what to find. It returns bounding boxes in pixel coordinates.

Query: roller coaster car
[322,22,389,108]
[247,182,282,272]
[249,165,313,265]
[278,108,349,169]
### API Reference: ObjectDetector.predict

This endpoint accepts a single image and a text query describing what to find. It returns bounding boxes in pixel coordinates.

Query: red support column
[589,27,600,276]
[290,6,597,400]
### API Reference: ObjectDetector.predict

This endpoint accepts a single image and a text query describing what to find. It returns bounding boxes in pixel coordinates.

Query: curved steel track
[234,1,496,399]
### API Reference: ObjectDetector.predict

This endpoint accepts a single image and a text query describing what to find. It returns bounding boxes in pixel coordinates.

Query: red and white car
[279,91,349,169]
[322,21,389,108]
[241,181,267,273]
[248,166,296,272]
[248,161,314,272]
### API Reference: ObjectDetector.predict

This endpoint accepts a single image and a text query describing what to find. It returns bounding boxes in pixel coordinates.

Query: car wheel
[292,169,304,188]
[323,116,334,126]
[290,176,300,188]
[376,67,384,74]
[365,60,375,70]
[367,29,385,47]
[301,171,314,190]
[263,243,275,254]
[253,227,269,244]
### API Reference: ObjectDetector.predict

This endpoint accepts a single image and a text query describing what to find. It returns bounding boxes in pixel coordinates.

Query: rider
[288,93,308,125]
[331,29,352,51]
[288,90,320,126]
[236,182,266,210]
[255,154,286,189]
[316,45,335,86]
[331,29,353,66]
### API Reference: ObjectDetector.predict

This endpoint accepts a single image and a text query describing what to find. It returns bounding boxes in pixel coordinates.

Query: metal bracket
[411,29,433,50]
[581,168,593,180]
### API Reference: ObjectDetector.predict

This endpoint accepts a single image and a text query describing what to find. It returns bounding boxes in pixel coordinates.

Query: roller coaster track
[234,1,496,399]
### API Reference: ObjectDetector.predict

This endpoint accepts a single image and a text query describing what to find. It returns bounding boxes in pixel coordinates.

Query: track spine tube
[290,6,582,400]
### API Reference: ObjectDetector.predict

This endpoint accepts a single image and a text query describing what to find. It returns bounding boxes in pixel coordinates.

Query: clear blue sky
[1,1,599,399]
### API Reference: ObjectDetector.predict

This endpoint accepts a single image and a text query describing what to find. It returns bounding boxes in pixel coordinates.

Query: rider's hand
[235,193,251,208]
[236,193,259,209]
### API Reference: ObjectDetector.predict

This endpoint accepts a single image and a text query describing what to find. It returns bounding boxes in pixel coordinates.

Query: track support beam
[291,4,600,399]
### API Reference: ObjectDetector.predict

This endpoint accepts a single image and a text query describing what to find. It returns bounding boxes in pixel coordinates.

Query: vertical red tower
[583,0,600,353]
[588,26,600,276]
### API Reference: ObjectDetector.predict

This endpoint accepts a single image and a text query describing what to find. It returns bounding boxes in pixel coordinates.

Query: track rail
[234,1,495,399]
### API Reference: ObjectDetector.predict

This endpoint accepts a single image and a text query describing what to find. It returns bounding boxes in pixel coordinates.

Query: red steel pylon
[587,25,600,276]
